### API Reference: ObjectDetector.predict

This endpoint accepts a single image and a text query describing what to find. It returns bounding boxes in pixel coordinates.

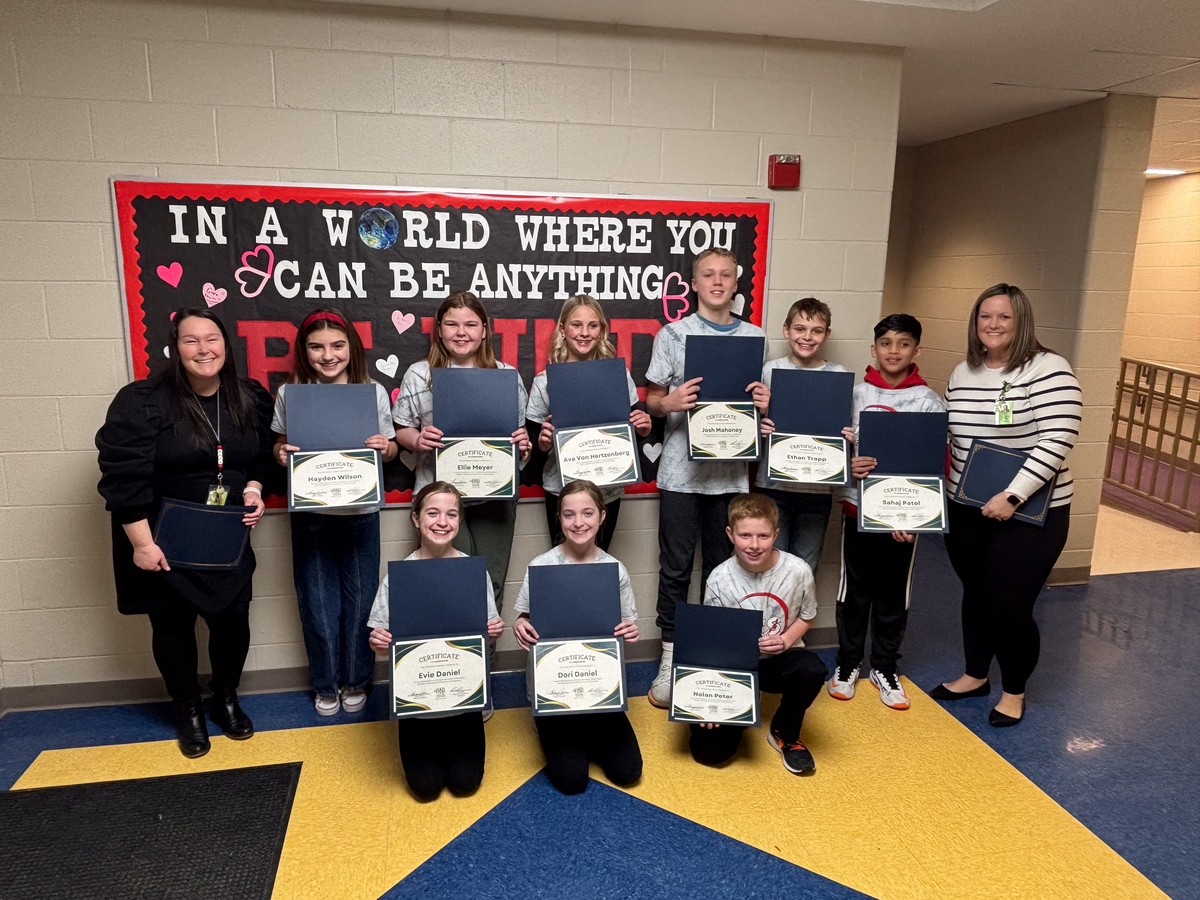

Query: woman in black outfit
[96,308,275,757]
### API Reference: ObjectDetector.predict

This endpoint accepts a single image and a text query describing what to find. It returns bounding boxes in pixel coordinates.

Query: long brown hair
[163,307,255,441]
[287,307,369,385]
[547,295,616,364]
[427,292,497,380]
[965,284,1049,373]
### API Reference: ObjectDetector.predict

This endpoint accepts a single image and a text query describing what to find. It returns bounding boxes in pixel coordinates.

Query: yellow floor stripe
[12,680,1168,900]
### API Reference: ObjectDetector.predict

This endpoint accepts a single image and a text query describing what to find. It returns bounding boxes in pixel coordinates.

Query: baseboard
[1047,566,1090,586]
[2,629,842,715]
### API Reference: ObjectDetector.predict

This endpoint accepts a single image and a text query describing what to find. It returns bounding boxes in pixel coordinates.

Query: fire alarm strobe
[768,154,801,190]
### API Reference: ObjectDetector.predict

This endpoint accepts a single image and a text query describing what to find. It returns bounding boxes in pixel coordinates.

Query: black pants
[543,495,621,552]
[837,517,917,674]
[147,583,252,702]
[655,490,735,641]
[534,711,642,795]
[689,648,828,764]
[944,501,1070,695]
[397,712,486,801]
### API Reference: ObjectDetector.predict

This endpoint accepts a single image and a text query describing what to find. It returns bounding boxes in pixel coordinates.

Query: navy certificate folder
[955,440,1057,526]
[432,368,521,436]
[153,498,250,570]
[767,369,854,435]
[388,556,489,638]
[674,602,762,671]
[286,383,378,450]
[857,410,948,476]
[546,358,631,428]
[683,335,765,402]
[529,563,621,639]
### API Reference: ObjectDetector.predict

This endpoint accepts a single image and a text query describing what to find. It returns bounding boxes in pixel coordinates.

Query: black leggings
[543,495,621,551]
[397,713,486,801]
[689,647,828,764]
[944,501,1070,695]
[147,584,252,702]
[534,711,642,795]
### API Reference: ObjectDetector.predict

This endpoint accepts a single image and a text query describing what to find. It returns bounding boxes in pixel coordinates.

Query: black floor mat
[0,762,301,900]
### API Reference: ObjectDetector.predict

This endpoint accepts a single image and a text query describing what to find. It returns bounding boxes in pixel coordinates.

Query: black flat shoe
[174,698,210,758]
[989,698,1025,728]
[929,680,991,701]
[209,688,254,740]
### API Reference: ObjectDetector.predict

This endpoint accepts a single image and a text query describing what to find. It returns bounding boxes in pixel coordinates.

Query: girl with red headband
[272,307,398,716]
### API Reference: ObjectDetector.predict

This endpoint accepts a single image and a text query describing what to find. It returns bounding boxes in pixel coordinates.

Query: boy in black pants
[831,314,945,709]
[691,494,828,774]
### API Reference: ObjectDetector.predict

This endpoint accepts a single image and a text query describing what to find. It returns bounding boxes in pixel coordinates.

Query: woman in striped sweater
[932,284,1080,727]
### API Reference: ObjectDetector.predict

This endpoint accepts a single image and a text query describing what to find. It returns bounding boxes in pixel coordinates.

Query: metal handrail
[1104,357,1200,529]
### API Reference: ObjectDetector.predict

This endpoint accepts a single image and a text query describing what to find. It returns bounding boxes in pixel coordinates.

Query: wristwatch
[1006,494,1021,506]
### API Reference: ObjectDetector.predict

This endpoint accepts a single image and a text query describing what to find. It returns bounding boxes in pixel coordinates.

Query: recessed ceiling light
[1145,168,1186,176]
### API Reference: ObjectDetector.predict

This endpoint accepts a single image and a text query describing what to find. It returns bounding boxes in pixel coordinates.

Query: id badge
[995,401,1013,426]
[206,484,229,506]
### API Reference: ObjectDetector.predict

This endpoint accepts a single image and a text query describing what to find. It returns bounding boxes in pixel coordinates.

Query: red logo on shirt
[742,592,789,635]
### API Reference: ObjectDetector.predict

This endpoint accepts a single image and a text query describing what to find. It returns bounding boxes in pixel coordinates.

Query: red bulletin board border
[111,179,772,505]
[112,180,770,381]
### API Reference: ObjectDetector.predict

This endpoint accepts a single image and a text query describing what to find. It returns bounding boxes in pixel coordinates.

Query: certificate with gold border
[436,437,518,499]
[858,475,947,533]
[554,423,641,490]
[687,402,760,461]
[288,449,383,511]
[766,434,848,485]
[390,635,488,719]
[532,638,627,716]
[668,666,760,726]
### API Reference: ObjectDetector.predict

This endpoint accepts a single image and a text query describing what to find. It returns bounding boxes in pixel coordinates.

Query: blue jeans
[759,488,832,574]
[291,511,380,699]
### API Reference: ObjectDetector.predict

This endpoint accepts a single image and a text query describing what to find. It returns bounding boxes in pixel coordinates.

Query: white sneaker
[340,689,367,714]
[648,642,674,709]
[828,664,860,701]
[315,694,340,716]
[870,669,910,710]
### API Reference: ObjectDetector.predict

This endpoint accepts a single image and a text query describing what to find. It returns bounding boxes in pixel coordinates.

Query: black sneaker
[767,729,816,774]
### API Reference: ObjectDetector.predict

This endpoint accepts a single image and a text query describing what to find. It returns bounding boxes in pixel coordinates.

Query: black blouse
[96,375,275,615]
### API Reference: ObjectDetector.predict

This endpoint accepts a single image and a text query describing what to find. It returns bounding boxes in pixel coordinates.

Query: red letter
[492,318,528,369]
[237,320,297,389]
[609,318,662,401]
[534,318,556,373]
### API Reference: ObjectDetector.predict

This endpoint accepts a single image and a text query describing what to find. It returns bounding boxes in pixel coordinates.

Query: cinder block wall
[886,94,1157,581]
[0,0,901,700]
[1122,172,1200,371]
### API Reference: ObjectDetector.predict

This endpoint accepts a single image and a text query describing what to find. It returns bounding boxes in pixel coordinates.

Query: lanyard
[194,388,224,485]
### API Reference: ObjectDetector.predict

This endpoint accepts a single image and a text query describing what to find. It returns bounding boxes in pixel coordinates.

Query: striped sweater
[945,352,1081,508]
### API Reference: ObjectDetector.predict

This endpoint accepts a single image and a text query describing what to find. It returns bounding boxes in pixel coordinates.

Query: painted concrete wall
[886,94,1157,580]
[0,0,901,695]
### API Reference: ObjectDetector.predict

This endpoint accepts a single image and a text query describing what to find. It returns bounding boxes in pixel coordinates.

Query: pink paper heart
[156,262,183,288]
[391,388,400,406]
[169,311,176,320]
[661,271,690,322]
[202,282,228,308]
[234,245,274,299]
[391,310,415,335]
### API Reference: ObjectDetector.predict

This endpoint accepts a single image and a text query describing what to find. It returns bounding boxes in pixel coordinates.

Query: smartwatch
[1006,494,1021,506]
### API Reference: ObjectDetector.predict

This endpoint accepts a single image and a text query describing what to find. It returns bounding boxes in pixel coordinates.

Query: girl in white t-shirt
[392,292,532,614]
[367,481,504,800]
[513,480,643,795]
[527,295,652,550]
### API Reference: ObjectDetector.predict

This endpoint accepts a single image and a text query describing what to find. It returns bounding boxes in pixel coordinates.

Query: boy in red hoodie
[829,314,945,710]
